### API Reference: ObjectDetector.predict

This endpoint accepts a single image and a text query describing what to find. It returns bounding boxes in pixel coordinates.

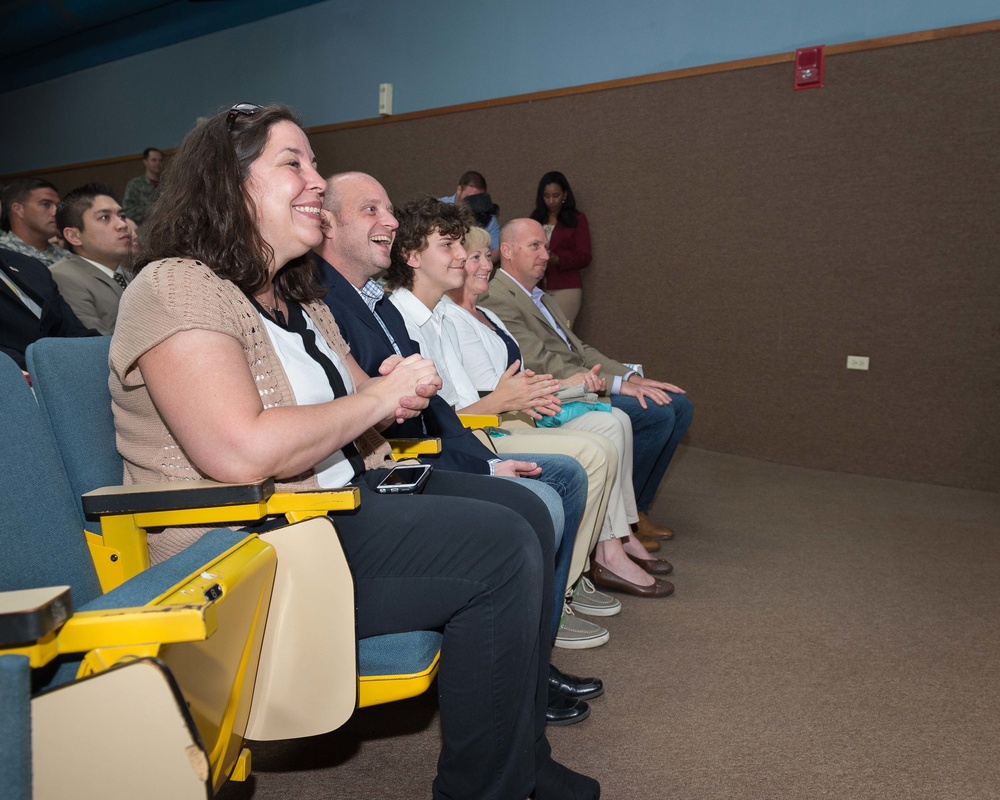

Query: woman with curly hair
[110,103,598,800]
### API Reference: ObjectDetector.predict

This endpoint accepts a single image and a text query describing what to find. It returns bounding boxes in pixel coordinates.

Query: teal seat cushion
[358,630,442,677]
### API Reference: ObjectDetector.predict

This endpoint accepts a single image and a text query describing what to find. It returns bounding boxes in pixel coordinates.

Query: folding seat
[0,351,277,798]
[26,338,443,735]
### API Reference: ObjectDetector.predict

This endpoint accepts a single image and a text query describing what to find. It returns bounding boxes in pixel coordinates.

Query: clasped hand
[366,353,442,425]
[561,364,606,394]
[496,360,562,419]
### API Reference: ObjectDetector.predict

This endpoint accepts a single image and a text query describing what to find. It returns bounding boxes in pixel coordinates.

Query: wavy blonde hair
[462,226,491,253]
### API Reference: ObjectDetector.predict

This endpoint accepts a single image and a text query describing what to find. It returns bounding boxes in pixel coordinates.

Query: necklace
[254,287,286,326]
[261,298,281,317]
[255,288,279,314]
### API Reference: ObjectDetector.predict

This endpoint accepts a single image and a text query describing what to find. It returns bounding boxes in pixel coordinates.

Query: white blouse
[388,288,482,410]
[260,312,357,488]
[441,296,516,391]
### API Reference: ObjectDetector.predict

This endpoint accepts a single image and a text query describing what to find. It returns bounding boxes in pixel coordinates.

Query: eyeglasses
[226,102,263,131]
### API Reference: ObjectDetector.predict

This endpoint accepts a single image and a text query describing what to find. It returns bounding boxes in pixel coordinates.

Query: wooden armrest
[457,414,501,429]
[82,478,275,519]
[389,438,443,458]
[0,587,72,646]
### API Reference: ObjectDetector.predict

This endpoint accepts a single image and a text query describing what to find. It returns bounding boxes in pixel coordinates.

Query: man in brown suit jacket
[49,183,131,335]
[482,218,694,542]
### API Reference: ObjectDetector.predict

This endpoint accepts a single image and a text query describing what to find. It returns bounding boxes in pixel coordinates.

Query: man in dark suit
[315,172,548,479]
[49,183,131,335]
[482,218,694,544]
[0,248,95,372]
[314,172,604,725]
[319,249,500,472]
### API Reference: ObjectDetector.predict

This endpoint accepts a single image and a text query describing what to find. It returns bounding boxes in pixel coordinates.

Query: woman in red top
[530,171,591,328]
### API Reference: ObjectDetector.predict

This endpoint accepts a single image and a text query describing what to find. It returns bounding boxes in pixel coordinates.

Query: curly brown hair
[386,196,474,291]
[130,103,323,302]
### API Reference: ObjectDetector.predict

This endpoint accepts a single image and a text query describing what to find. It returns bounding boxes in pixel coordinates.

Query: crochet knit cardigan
[110,258,394,562]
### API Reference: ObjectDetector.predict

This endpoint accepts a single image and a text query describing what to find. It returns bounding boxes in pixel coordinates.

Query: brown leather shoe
[636,512,674,540]
[627,552,673,575]
[589,562,674,598]
[636,534,661,552]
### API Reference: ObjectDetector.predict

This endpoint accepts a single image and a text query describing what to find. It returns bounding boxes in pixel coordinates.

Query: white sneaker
[570,576,622,617]
[554,604,609,650]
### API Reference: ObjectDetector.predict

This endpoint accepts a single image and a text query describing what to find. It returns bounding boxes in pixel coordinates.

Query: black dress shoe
[546,686,591,726]
[549,664,604,700]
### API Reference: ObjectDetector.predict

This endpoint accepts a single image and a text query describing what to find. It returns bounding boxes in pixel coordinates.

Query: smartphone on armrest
[375,464,433,494]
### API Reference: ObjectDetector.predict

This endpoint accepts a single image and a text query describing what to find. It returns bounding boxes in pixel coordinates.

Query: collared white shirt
[388,287,481,409]
[258,311,356,488]
[441,295,514,391]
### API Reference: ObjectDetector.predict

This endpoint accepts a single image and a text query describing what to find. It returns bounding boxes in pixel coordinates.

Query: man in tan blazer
[50,183,131,335]
[481,218,694,545]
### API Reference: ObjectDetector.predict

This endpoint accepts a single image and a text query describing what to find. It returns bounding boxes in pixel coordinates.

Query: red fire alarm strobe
[794,45,824,90]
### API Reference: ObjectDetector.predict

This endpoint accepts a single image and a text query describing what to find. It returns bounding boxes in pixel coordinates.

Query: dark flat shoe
[589,562,674,598]
[627,552,673,575]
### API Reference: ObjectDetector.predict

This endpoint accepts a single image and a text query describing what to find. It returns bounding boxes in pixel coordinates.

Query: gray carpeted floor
[221,446,1000,799]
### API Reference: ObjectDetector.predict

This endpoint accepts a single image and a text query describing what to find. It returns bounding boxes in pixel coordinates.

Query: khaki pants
[490,425,616,597]
[557,407,637,581]
[496,406,639,590]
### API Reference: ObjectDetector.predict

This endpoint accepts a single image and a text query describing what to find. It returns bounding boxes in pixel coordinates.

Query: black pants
[335,469,556,800]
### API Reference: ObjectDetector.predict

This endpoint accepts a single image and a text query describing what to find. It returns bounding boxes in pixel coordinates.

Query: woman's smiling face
[244,120,325,271]
[462,245,493,298]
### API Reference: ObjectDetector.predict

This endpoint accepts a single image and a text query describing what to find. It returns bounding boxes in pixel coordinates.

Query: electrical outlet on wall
[846,355,870,371]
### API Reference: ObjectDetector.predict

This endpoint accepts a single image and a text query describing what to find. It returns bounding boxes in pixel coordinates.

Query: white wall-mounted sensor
[379,83,393,116]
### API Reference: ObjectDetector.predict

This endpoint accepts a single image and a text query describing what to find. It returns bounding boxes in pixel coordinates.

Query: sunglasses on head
[226,102,263,131]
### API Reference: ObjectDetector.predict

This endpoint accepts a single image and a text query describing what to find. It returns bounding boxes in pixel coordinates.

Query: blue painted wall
[2,0,997,173]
